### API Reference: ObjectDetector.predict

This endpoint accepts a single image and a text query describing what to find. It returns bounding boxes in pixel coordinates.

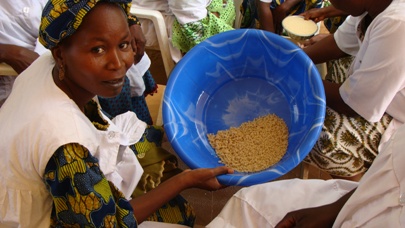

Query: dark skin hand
[129,23,146,64]
[275,189,355,228]
[131,166,233,223]
[303,34,358,117]
[0,44,39,74]
[300,5,348,23]
[272,0,302,34]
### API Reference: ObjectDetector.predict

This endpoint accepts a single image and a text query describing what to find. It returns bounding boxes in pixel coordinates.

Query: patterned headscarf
[39,0,132,49]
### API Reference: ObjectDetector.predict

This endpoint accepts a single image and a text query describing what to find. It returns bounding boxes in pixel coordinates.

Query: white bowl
[282,15,318,41]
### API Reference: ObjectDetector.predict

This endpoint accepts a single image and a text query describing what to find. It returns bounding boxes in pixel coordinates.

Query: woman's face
[57,3,134,99]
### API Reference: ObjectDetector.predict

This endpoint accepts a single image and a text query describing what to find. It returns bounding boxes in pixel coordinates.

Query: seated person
[0,1,232,226]
[0,0,48,107]
[240,0,323,34]
[301,0,405,181]
[132,0,236,62]
[298,4,392,181]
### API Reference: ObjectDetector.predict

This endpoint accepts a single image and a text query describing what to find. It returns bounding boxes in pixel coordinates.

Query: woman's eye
[91,47,104,54]
[120,42,129,49]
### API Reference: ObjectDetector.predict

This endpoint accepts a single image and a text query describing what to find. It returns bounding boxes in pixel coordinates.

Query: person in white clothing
[0,1,232,227]
[0,0,48,107]
[0,0,156,125]
[208,0,405,226]
[301,0,405,181]
[208,123,405,227]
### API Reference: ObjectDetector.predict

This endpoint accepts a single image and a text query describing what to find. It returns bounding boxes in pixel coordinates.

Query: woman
[0,0,48,107]
[0,0,232,227]
[169,0,236,54]
[240,0,322,34]
[303,0,405,181]
[132,0,236,61]
[299,4,393,181]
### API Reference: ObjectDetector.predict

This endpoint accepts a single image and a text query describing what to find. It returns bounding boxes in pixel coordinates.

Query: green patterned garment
[171,0,236,53]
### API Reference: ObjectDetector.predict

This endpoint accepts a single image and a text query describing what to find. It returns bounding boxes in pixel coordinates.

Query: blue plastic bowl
[163,29,325,186]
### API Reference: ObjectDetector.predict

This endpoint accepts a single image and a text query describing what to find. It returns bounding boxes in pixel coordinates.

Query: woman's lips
[104,77,125,88]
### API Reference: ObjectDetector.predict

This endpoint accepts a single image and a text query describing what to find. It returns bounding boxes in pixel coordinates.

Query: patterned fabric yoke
[45,144,137,227]
[171,0,236,53]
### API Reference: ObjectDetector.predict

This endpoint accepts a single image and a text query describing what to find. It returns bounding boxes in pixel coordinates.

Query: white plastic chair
[130,7,175,79]
[233,0,243,29]
[0,63,18,76]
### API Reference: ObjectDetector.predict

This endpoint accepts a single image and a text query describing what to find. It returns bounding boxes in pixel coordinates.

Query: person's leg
[304,106,393,181]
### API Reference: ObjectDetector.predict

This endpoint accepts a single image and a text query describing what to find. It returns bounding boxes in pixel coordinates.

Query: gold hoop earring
[58,64,65,81]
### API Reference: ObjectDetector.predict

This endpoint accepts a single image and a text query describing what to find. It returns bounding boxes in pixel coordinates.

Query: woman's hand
[182,166,234,191]
[300,8,327,23]
[129,24,146,64]
[275,189,355,228]
[0,44,39,74]
[130,166,233,223]
[300,5,348,22]
[298,34,329,48]
[275,205,338,228]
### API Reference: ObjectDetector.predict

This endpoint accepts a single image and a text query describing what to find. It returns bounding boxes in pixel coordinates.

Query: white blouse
[336,0,405,148]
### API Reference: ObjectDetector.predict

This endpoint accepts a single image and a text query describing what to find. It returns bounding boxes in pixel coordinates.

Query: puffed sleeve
[43,143,137,227]
[339,15,405,122]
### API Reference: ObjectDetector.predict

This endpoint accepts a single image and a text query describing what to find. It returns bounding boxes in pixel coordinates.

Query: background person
[298,3,393,181]
[132,0,236,62]
[0,0,48,107]
[239,0,323,34]
[301,0,405,181]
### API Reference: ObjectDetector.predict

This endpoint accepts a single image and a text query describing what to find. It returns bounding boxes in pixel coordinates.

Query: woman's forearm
[304,34,347,64]
[130,171,189,223]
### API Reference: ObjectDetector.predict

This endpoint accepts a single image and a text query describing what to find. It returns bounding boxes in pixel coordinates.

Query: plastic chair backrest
[233,0,243,29]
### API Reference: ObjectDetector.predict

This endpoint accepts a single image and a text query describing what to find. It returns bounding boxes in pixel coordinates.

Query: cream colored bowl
[282,15,318,41]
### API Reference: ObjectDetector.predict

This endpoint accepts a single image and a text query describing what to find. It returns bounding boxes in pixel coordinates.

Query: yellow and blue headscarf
[39,0,132,49]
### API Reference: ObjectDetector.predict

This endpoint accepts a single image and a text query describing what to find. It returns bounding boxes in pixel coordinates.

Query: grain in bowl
[207,114,289,172]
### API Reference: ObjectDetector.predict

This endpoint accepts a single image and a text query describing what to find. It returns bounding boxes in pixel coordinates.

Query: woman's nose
[106,49,124,70]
